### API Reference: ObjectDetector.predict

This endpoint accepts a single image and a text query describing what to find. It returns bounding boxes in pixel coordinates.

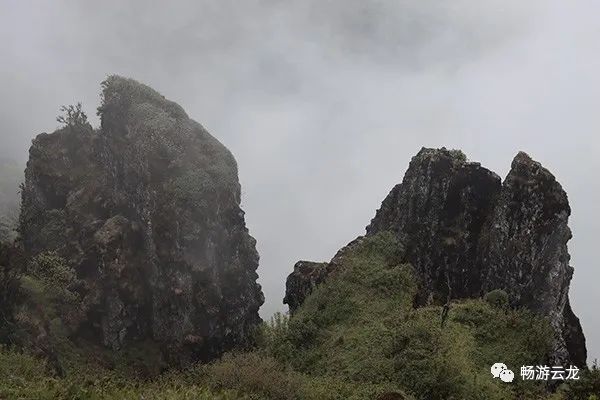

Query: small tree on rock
[56,102,88,127]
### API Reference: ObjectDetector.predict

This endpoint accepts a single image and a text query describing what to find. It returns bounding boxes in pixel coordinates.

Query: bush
[560,362,600,400]
[205,352,303,400]
[256,312,293,359]
[0,345,243,400]
[19,252,83,335]
[484,289,509,309]
[56,103,88,127]
[0,243,24,344]
[27,252,80,308]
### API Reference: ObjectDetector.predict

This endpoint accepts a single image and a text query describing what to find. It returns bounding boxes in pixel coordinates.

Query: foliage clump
[18,251,83,337]
[484,289,509,309]
[97,75,187,125]
[558,361,600,400]
[26,252,81,309]
[0,243,24,344]
[448,148,468,162]
[0,345,241,400]
[56,102,89,127]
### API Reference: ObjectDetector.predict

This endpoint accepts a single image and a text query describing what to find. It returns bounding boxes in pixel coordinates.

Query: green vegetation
[0,231,597,399]
[57,102,89,128]
[171,169,215,210]
[96,75,240,210]
[0,242,23,344]
[484,289,509,309]
[559,362,600,400]
[0,346,242,400]
[258,233,553,400]
[20,252,82,326]
[448,148,468,162]
[98,75,187,123]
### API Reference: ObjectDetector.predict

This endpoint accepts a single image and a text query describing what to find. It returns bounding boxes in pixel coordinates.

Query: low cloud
[0,0,598,361]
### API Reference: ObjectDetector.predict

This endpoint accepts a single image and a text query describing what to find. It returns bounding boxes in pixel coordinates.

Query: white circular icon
[491,362,514,383]
[499,369,515,383]
[491,362,507,378]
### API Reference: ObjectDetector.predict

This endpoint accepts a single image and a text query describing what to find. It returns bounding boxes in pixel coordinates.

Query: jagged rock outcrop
[478,152,584,365]
[19,76,264,363]
[366,148,501,305]
[283,261,329,314]
[283,237,368,313]
[285,147,586,366]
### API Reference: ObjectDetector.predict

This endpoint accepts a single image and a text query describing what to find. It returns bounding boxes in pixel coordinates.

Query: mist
[1,0,598,362]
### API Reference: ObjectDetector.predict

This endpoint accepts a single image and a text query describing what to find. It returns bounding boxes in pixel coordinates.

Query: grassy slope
[263,232,558,400]
[1,232,596,399]
[0,347,243,400]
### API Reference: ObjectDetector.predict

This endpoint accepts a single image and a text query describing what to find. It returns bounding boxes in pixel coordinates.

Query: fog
[1,0,598,362]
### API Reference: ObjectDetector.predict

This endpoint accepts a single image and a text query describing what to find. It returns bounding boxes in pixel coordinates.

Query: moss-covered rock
[289,147,585,367]
[18,76,263,367]
[278,232,557,400]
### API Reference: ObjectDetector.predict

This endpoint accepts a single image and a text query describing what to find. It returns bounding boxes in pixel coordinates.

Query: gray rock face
[19,76,264,363]
[283,261,330,314]
[285,147,586,366]
[480,152,571,315]
[562,299,587,367]
[478,152,585,366]
[283,236,368,313]
[367,148,501,305]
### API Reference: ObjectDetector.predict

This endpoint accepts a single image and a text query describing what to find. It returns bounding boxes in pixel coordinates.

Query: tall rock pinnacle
[367,148,501,305]
[19,76,264,363]
[479,151,585,366]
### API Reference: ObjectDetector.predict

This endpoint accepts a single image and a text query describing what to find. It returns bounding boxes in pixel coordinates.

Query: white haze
[0,0,598,362]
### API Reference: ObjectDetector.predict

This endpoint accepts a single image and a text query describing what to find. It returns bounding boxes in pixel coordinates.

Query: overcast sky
[1,0,598,363]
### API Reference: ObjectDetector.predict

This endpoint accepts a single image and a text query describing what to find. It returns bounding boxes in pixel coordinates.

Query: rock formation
[366,148,501,305]
[19,76,264,363]
[283,261,329,314]
[478,152,584,365]
[285,147,586,366]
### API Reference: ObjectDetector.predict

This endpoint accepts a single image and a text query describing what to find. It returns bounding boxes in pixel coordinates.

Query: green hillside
[1,232,598,399]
